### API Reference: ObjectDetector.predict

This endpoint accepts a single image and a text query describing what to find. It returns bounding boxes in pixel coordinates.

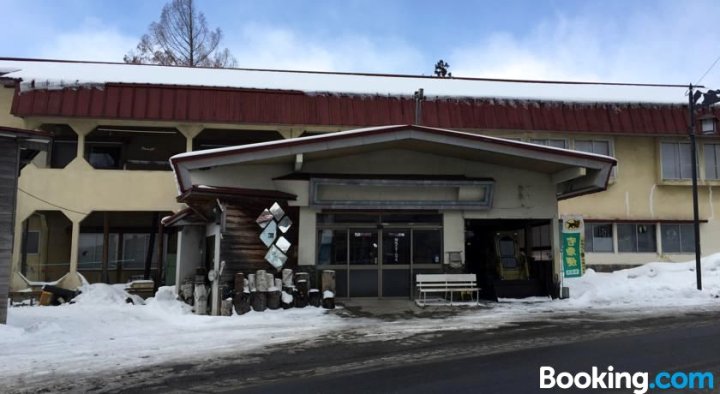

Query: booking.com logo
[540,366,715,393]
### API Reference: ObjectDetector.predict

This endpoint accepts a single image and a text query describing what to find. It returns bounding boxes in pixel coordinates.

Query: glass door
[348,229,379,297]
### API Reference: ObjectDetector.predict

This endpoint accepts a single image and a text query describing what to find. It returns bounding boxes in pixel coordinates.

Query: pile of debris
[179,268,336,316]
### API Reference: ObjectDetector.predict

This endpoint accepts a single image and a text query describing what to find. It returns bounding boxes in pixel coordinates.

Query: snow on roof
[171,124,617,163]
[0,58,690,104]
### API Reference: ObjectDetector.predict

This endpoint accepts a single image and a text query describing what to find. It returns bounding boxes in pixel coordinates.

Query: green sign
[562,232,583,278]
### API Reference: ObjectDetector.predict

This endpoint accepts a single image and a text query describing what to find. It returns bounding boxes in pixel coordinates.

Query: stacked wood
[233,273,251,315]
[281,290,294,309]
[308,289,321,307]
[221,298,234,316]
[256,270,268,292]
[193,270,207,315]
[322,290,336,309]
[251,292,267,312]
[321,270,336,309]
[321,270,336,293]
[248,274,256,292]
[294,272,309,308]
[267,289,281,310]
[180,282,194,306]
[281,269,293,288]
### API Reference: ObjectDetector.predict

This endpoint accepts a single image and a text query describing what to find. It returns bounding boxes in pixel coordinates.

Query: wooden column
[101,212,109,283]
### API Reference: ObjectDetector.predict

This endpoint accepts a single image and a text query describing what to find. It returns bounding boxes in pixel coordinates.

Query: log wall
[219,199,298,286]
[0,140,19,324]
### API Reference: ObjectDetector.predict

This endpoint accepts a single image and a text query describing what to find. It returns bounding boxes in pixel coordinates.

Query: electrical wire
[695,53,720,86]
[18,187,89,216]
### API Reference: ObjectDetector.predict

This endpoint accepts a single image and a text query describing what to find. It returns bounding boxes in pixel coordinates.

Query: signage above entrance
[309,178,495,210]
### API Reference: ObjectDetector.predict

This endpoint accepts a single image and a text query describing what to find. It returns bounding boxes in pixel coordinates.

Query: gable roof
[170,124,616,200]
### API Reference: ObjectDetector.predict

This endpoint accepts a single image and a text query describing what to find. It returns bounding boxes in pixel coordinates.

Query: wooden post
[102,212,109,283]
[308,289,321,307]
[144,213,159,280]
[322,270,336,293]
[322,270,336,309]
[295,272,309,308]
[282,268,293,288]
[156,216,165,287]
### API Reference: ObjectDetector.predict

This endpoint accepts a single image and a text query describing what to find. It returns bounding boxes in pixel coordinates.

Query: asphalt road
[101,310,720,394]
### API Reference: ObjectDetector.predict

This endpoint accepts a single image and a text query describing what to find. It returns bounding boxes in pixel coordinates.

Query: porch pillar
[551,214,562,293]
[68,219,81,275]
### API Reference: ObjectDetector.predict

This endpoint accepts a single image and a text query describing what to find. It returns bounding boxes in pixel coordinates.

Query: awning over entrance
[170,124,616,201]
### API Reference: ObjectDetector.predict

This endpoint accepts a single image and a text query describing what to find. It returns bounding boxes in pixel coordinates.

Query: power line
[18,187,89,216]
[695,53,720,85]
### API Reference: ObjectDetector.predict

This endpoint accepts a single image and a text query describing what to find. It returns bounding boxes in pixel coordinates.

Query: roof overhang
[170,124,617,201]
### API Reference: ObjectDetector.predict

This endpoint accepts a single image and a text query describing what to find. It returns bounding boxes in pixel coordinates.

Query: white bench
[415,273,480,307]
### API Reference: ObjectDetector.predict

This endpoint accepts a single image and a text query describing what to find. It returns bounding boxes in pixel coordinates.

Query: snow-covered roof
[0,58,690,104]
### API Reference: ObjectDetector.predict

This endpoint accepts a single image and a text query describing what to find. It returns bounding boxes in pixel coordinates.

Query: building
[0,58,717,303]
[0,126,51,323]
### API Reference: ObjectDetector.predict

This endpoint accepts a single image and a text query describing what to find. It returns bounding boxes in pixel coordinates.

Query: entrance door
[347,228,412,298]
[348,229,378,297]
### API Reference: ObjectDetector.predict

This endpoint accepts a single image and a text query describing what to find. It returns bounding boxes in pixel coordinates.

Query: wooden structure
[0,126,51,323]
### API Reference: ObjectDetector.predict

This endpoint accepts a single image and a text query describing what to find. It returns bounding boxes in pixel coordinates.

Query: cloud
[37,18,137,62]
[448,1,720,92]
[226,23,425,74]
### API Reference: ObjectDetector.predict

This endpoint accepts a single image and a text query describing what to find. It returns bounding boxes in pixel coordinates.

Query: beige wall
[559,135,720,265]
[0,87,25,129]
[191,148,561,269]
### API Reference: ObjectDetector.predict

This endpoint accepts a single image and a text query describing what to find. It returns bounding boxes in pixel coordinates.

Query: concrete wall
[560,135,720,266]
[191,148,561,270]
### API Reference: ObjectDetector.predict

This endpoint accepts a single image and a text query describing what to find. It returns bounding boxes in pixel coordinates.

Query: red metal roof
[9,84,715,136]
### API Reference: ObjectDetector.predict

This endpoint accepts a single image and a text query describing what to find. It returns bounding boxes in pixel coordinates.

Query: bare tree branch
[124,0,236,68]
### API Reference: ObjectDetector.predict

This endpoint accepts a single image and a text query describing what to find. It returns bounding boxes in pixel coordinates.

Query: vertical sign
[561,216,585,278]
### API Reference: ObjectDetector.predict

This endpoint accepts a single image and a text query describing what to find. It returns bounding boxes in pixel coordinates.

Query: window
[413,229,442,264]
[584,223,613,252]
[530,138,567,148]
[383,229,411,264]
[50,141,77,168]
[23,231,40,255]
[661,224,695,254]
[78,233,119,269]
[704,144,720,180]
[617,223,656,253]
[575,140,610,156]
[661,142,692,180]
[123,233,152,269]
[317,229,348,265]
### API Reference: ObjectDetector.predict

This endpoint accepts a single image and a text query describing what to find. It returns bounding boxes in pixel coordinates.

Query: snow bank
[563,254,720,309]
[72,283,142,305]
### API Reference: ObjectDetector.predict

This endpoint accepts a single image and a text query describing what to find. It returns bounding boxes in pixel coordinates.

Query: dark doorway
[465,219,554,299]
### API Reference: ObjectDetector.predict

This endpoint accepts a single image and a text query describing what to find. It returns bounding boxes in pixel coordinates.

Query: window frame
[660,141,693,181]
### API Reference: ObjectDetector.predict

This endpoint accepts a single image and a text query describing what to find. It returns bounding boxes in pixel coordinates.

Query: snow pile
[2,283,348,389]
[564,254,720,309]
[72,283,142,305]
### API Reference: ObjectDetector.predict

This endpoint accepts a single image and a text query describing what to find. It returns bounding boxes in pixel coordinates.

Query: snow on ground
[3,254,720,386]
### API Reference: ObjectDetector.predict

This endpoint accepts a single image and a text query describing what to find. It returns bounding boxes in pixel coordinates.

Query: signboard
[561,216,585,278]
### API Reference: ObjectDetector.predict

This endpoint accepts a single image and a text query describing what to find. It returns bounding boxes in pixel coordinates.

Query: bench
[415,273,480,307]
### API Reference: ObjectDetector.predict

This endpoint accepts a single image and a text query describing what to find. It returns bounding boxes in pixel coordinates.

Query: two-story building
[0,58,716,301]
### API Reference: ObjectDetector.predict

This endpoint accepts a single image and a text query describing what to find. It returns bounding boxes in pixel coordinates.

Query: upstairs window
[529,138,567,149]
[704,143,720,180]
[661,142,692,180]
[575,140,610,156]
